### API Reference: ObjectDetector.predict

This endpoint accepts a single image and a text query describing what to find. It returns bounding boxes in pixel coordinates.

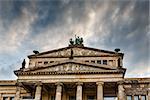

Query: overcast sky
[0,0,149,80]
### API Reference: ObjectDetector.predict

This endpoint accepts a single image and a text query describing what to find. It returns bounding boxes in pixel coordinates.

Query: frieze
[35,48,114,58]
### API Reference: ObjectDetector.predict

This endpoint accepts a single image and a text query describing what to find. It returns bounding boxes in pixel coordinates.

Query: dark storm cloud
[86,1,149,76]
[0,0,149,79]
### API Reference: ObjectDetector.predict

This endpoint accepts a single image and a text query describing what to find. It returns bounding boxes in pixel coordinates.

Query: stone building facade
[0,42,149,100]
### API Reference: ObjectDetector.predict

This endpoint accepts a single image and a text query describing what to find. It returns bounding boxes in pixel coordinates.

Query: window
[134,95,139,100]
[127,96,132,100]
[44,61,48,64]
[91,60,95,63]
[118,58,121,67]
[3,97,8,100]
[87,96,95,100]
[103,60,107,65]
[85,60,89,62]
[97,60,101,64]
[22,96,34,99]
[51,96,55,100]
[69,96,76,100]
[141,95,146,100]
[10,97,14,100]
[50,61,54,63]
[104,97,117,100]
[38,61,42,64]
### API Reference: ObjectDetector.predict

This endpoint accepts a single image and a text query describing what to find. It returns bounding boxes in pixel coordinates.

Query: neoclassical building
[0,38,149,100]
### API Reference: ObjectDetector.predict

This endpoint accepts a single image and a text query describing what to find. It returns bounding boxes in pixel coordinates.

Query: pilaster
[15,82,22,100]
[148,83,150,100]
[118,81,126,100]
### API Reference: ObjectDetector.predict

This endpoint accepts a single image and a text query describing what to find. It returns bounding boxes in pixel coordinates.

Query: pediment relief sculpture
[31,63,108,73]
[14,61,125,76]
[29,47,118,58]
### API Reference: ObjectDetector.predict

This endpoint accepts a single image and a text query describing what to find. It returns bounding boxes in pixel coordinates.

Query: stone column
[15,83,22,100]
[34,82,42,100]
[139,95,142,100]
[55,82,63,100]
[0,93,2,100]
[96,82,104,100]
[8,97,11,100]
[76,82,83,100]
[148,83,150,100]
[118,81,126,100]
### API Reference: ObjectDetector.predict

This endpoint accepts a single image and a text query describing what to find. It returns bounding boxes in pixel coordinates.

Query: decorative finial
[114,48,120,52]
[33,50,39,54]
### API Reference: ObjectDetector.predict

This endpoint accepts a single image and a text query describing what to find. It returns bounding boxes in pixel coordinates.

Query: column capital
[16,82,23,87]
[148,83,150,87]
[96,81,104,85]
[35,81,42,86]
[76,82,83,86]
[117,81,124,85]
[55,82,63,86]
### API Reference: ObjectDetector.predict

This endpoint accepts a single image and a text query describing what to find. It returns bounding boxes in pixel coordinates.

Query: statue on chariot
[69,35,84,46]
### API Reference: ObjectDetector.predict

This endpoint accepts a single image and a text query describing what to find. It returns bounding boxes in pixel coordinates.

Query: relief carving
[33,63,102,73]
[36,48,113,57]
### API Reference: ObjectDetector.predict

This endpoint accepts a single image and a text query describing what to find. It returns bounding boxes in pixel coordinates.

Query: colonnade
[14,82,127,100]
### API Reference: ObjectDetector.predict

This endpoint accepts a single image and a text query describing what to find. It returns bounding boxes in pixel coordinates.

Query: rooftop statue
[69,36,84,46]
[69,38,74,45]
[21,59,26,70]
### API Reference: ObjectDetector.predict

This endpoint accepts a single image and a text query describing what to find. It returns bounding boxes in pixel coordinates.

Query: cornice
[14,69,125,76]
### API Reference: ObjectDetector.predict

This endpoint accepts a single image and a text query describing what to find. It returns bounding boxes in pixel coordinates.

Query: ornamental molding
[14,62,125,76]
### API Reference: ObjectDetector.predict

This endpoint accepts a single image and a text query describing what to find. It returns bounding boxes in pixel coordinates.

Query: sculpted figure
[80,37,83,44]
[69,38,74,45]
[21,59,26,69]
[69,36,84,46]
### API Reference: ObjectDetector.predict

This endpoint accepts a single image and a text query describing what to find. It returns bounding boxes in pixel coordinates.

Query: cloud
[0,0,149,79]
[0,1,38,53]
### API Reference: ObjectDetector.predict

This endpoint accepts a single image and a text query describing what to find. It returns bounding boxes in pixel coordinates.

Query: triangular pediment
[15,60,125,75]
[28,46,123,58]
